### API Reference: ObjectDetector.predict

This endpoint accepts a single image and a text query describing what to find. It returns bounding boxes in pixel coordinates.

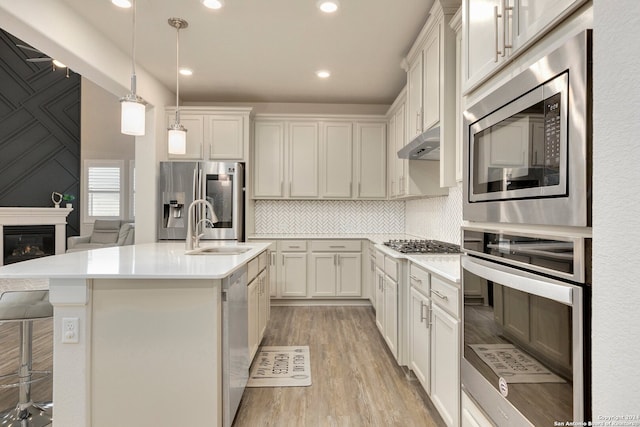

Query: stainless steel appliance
[158,161,245,241]
[383,239,460,254]
[461,227,591,426]
[222,266,249,427]
[463,30,592,226]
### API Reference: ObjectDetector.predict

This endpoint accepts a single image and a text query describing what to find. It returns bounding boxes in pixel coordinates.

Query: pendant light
[167,18,189,155]
[120,0,147,136]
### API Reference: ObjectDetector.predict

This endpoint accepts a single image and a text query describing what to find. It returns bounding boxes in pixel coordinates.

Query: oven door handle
[461,255,575,306]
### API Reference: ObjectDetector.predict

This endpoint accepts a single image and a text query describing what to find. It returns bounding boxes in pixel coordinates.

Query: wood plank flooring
[234,306,446,427]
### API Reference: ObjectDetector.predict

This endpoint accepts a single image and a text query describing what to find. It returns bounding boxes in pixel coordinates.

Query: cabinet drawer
[248,257,259,282]
[279,240,307,251]
[310,240,361,252]
[431,275,460,318]
[409,263,430,296]
[375,250,385,270]
[258,251,268,271]
[384,257,399,282]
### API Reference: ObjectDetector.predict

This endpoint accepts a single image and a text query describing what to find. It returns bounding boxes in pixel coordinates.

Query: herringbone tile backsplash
[255,200,405,234]
[405,183,463,245]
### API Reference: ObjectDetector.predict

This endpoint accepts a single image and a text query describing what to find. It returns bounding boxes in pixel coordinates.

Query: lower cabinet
[248,278,260,358]
[310,252,362,297]
[430,303,460,427]
[383,275,398,359]
[375,267,385,333]
[279,252,308,297]
[258,270,269,339]
[248,252,271,361]
[409,287,431,392]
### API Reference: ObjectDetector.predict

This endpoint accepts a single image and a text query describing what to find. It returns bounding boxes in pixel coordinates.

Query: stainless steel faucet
[186,199,218,251]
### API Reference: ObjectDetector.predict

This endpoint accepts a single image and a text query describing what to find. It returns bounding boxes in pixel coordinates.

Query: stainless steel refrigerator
[158,161,245,241]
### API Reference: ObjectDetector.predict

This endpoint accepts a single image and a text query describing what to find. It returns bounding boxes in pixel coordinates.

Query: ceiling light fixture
[202,0,224,9]
[179,68,193,76]
[316,70,331,78]
[112,0,132,8]
[317,0,339,13]
[119,0,146,136]
[167,18,189,155]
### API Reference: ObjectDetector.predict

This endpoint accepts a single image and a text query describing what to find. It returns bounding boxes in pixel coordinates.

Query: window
[84,160,124,220]
[129,160,135,220]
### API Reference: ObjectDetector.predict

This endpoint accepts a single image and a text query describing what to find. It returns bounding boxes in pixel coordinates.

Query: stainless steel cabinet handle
[409,274,422,284]
[419,302,425,323]
[271,252,276,265]
[431,289,448,301]
[289,182,292,196]
[281,181,284,196]
[502,0,513,55]
[494,5,501,62]
[282,254,284,266]
[290,245,300,248]
[330,245,346,249]
[358,182,361,196]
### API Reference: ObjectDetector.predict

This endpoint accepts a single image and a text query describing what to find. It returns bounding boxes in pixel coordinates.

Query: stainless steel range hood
[397,126,440,160]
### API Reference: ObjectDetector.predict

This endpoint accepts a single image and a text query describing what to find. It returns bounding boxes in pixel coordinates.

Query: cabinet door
[280,253,307,297]
[337,253,361,297]
[384,276,398,359]
[407,55,423,140]
[258,271,269,340]
[310,253,337,297]
[289,122,319,198]
[422,26,440,131]
[387,114,396,198]
[254,121,285,198]
[513,0,586,51]
[355,122,386,198]
[207,115,243,160]
[322,122,353,198]
[369,256,377,308]
[268,250,277,297]
[248,278,260,359]
[431,304,460,427]
[167,114,204,159]
[462,0,502,92]
[409,287,431,393]
[394,104,407,197]
[375,268,385,334]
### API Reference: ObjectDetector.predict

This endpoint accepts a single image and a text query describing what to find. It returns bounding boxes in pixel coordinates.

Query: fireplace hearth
[3,225,55,265]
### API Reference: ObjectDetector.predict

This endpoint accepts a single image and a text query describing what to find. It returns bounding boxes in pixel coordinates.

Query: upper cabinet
[165,107,252,161]
[462,0,588,93]
[253,116,386,200]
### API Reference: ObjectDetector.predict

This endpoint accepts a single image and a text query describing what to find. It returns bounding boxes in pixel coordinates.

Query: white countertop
[0,242,270,281]
[404,254,461,283]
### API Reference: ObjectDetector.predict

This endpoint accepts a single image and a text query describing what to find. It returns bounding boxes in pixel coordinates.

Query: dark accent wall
[0,29,80,236]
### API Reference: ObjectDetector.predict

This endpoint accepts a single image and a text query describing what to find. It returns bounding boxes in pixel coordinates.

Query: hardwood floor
[234,306,446,427]
[0,318,53,414]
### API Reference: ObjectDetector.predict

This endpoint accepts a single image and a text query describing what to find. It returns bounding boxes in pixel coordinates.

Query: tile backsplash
[404,183,463,244]
[255,200,405,234]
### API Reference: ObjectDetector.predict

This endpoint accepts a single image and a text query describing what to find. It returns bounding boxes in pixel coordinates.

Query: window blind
[87,166,121,217]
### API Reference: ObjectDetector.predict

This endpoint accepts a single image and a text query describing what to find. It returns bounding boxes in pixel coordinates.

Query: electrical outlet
[62,317,79,344]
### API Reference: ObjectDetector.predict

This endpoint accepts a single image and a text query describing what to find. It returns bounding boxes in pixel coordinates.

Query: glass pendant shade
[168,124,187,154]
[120,95,146,136]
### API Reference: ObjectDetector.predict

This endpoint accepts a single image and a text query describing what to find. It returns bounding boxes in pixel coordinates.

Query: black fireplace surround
[3,225,55,265]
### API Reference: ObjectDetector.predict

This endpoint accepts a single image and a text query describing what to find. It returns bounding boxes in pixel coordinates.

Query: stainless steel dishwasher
[222,266,249,427]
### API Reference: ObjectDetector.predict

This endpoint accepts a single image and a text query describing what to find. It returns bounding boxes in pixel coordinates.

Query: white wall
[592,0,640,417]
[0,0,174,243]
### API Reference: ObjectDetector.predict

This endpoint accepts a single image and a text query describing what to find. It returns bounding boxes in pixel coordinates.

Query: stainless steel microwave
[463,31,592,226]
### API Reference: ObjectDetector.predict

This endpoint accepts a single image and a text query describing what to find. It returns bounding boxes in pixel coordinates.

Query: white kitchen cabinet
[321,122,353,198]
[258,269,269,340]
[462,391,495,427]
[279,252,307,297]
[207,115,244,160]
[336,253,362,297]
[369,252,377,308]
[422,25,440,131]
[462,0,588,92]
[383,275,398,359]
[409,287,431,393]
[269,249,277,298]
[394,103,407,198]
[166,113,204,160]
[375,267,385,334]
[386,89,406,199]
[289,122,319,198]
[431,303,460,427]
[407,55,423,141]
[248,277,260,359]
[310,253,335,297]
[355,122,386,199]
[309,240,362,297]
[451,8,464,182]
[253,121,285,198]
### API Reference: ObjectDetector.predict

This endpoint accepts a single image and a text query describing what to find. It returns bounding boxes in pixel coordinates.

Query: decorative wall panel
[0,29,80,236]
[405,183,463,244]
[255,200,405,234]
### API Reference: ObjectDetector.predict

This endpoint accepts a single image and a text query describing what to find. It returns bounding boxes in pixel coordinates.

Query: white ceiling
[61,0,434,105]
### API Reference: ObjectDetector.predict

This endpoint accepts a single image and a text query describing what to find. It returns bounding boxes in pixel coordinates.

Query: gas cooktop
[383,239,460,254]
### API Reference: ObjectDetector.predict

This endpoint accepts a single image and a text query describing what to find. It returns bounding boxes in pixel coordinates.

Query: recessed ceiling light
[111,0,132,8]
[202,0,224,9]
[52,59,67,68]
[317,0,339,13]
[316,70,331,79]
[179,68,193,76]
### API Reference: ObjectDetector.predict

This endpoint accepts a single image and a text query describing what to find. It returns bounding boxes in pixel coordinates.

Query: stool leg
[0,321,52,427]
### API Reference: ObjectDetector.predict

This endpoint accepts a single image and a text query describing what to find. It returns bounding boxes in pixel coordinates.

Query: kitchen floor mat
[247,346,311,387]
[469,343,566,383]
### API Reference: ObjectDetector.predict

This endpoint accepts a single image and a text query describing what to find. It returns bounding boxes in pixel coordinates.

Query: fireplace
[3,225,56,265]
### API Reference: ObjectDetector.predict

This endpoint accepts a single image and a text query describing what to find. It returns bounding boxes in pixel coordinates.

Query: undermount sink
[185,246,252,255]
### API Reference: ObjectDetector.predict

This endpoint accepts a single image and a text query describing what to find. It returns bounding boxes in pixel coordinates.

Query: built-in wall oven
[463,30,592,227]
[461,227,591,426]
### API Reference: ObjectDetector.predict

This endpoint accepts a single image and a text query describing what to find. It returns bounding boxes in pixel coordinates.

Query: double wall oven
[461,31,592,426]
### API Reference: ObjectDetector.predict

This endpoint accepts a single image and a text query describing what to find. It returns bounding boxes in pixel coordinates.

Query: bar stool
[0,290,53,427]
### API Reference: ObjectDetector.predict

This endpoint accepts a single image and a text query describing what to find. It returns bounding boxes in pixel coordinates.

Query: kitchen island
[0,241,270,427]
